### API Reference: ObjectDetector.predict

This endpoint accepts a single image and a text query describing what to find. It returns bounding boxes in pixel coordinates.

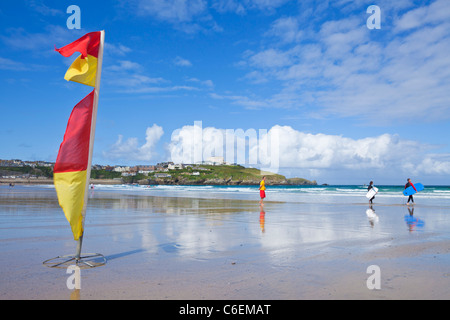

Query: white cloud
[166,123,450,180]
[233,0,450,123]
[187,77,214,88]
[210,92,268,109]
[106,73,166,90]
[102,121,450,182]
[103,53,206,95]
[0,57,28,71]
[265,16,303,43]
[169,123,227,165]
[104,124,164,162]
[248,48,294,69]
[137,0,208,23]
[174,56,192,67]
[394,0,450,32]
[104,60,203,94]
[1,25,82,53]
[262,126,423,170]
[133,0,291,33]
[105,43,132,56]
[211,0,246,15]
[119,84,199,94]
[413,154,450,176]
[212,0,290,14]
[106,60,143,72]
[135,0,214,33]
[140,0,207,22]
[28,0,64,17]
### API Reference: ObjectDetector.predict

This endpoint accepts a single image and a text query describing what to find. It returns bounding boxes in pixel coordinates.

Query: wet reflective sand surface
[0,185,449,299]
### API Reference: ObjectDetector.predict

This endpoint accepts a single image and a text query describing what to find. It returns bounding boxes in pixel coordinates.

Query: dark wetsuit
[368,185,375,203]
[405,182,417,203]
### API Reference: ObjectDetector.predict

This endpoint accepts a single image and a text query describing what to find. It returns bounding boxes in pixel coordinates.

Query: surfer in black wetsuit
[367,181,375,204]
[405,178,417,205]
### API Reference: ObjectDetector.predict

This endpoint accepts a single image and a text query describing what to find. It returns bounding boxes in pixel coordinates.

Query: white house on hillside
[206,156,224,165]
[113,166,130,172]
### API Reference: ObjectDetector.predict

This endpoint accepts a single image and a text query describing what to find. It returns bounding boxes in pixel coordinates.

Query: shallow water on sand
[0,185,449,299]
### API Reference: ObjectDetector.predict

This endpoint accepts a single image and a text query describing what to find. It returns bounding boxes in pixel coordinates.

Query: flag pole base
[43,253,106,269]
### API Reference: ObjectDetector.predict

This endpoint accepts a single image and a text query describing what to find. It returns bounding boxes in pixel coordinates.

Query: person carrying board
[405,178,417,205]
[367,181,376,204]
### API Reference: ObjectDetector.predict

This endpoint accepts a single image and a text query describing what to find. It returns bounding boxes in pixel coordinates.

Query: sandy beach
[0,184,449,300]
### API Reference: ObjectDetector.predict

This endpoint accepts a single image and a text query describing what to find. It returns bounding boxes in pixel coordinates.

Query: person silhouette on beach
[367,181,376,204]
[259,176,266,206]
[405,178,417,205]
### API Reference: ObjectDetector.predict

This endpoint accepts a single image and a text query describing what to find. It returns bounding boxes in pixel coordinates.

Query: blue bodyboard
[403,183,424,196]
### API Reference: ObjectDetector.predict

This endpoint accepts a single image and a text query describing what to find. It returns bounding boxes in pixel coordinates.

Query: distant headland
[0,159,317,186]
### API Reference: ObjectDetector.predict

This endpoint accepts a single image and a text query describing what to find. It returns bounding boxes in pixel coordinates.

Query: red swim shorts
[260,190,266,199]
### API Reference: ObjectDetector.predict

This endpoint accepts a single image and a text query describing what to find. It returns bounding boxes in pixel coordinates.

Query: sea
[77,184,450,207]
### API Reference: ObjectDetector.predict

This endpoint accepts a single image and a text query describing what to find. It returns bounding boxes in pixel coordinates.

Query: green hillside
[145,165,316,185]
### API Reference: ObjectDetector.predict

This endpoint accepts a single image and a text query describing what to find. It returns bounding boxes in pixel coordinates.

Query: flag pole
[75,30,105,261]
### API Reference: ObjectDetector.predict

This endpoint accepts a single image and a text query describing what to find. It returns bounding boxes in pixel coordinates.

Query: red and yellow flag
[55,31,100,87]
[53,90,95,240]
[54,31,103,241]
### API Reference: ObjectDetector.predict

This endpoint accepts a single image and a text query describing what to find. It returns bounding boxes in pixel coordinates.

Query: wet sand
[0,185,449,300]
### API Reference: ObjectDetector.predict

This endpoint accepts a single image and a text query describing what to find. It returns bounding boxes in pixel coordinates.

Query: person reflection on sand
[404,207,425,232]
[259,205,265,233]
[366,205,379,227]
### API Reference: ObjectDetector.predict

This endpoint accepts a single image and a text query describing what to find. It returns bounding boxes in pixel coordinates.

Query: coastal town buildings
[0,158,218,179]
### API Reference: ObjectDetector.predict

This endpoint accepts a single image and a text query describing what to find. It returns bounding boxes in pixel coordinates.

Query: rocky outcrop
[140,177,317,186]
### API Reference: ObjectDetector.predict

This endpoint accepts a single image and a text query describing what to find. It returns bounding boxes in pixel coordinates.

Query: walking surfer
[405,178,417,205]
[259,176,266,206]
[367,181,376,204]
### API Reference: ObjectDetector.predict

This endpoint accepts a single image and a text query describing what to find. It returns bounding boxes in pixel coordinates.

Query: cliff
[0,164,317,186]
[141,165,317,186]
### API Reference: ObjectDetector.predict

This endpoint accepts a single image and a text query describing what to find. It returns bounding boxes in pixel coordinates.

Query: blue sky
[1,0,450,184]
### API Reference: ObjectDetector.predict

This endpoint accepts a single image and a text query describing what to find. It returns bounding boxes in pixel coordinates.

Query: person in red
[259,176,266,206]
[405,178,417,205]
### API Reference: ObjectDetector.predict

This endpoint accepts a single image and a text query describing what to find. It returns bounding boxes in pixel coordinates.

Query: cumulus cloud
[262,126,426,170]
[265,16,303,43]
[411,154,450,176]
[104,124,164,162]
[169,122,228,164]
[169,122,280,173]
[102,122,450,182]
[167,123,450,179]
